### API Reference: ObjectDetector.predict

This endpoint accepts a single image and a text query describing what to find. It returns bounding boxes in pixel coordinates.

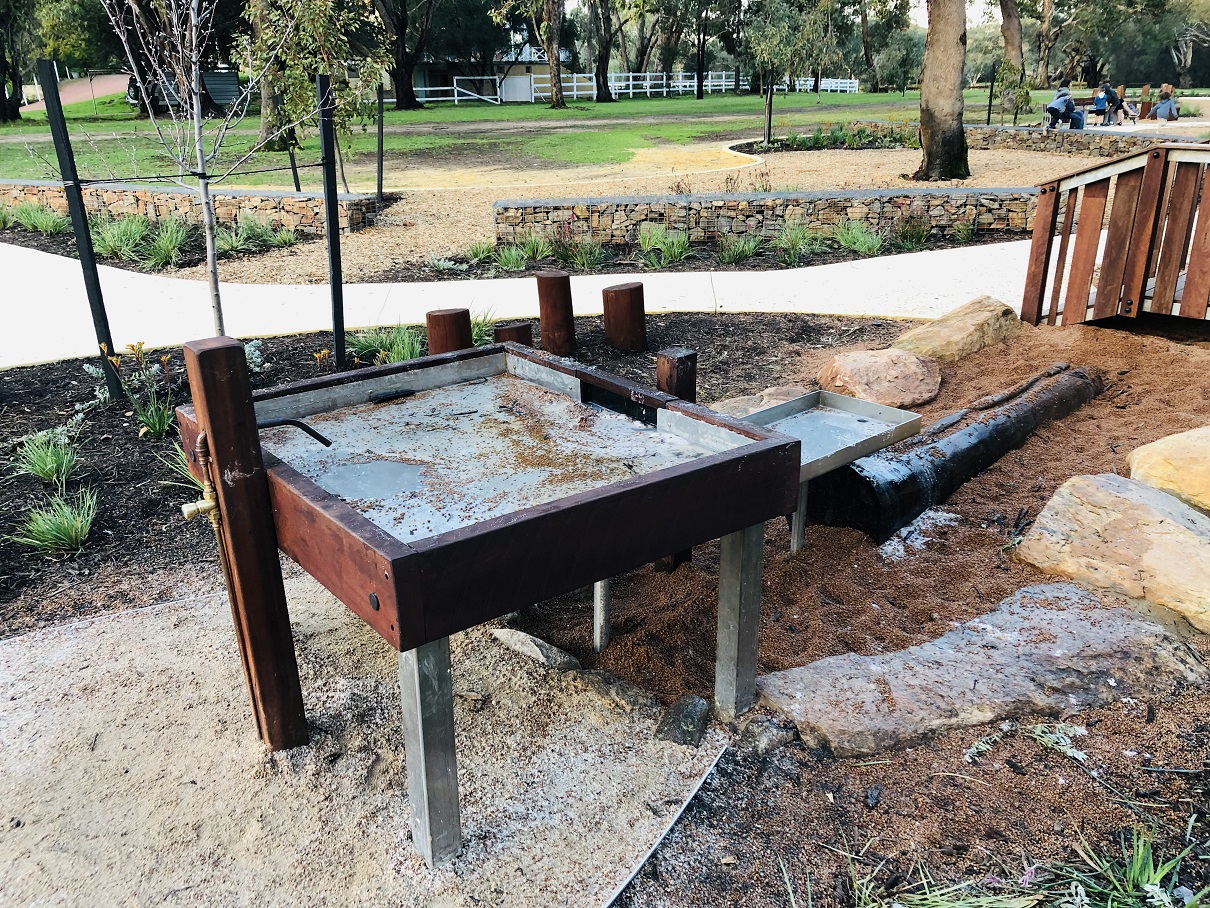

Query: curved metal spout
[256,417,334,447]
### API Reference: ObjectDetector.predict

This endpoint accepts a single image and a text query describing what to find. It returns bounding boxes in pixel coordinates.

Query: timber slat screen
[1022,143,1210,326]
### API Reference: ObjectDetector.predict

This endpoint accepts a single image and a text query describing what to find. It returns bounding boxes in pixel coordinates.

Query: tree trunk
[592,0,616,102]
[763,75,774,144]
[913,0,969,181]
[0,42,22,122]
[190,0,224,335]
[859,0,877,90]
[391,61,424,109]
[1034,0,1057,86]
[999,0,1024,111]
[544,0,567,109]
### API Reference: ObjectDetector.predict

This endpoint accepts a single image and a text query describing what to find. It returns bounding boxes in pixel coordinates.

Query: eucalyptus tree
[913,0,968,179]
[0,0,36,121]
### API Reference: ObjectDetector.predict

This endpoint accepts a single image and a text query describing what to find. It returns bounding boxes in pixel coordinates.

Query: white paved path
[0,240,1030,368]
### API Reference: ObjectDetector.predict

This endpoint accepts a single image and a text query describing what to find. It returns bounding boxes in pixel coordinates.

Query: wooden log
[536,269,576,356]
[806,368,1106,542]
[602,282,647,351]
[425,308,474,355]
[656,347,697,403]
[656,346,698,571]
[182,337,309,751]
[493,322,533,346]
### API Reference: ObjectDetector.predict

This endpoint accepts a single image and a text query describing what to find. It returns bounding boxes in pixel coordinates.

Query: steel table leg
[593,579,611,653]
[790,481,808,554]
[399,637,461,868]
[715,522,764,720]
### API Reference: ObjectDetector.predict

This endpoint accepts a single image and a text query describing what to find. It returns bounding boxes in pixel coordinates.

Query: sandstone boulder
[489,628,581,671]
[893,296,1023,363]
[1013,474,1210,631]
[817,349,940,408]
[1128,425,1210,514]
[758,584,1206,757]
[711,384,809,418]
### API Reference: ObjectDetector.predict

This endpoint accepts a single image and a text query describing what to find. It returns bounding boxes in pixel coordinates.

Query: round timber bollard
[535,270,576,356]
[602,282,647,352]
[493,322,534,346]
[426,308,473,355]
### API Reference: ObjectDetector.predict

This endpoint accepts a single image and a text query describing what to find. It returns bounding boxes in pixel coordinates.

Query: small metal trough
[743,391,921,552]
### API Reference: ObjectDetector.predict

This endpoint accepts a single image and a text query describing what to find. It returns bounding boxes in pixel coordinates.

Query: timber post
[182,337,309,751]
[535,270,576,356]
[602,282,647,351]
[426,308,474,355]
[493,322,533,346]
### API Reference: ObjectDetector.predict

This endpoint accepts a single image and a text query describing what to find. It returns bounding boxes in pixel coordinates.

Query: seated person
[1121,99,1140,123]
[1100,82,1123,125]
[1147,92,1179,120]
[1045,87,1084,129]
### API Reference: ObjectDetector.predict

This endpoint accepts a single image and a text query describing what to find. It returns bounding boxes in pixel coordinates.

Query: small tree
[873,26,922,95]
[747,0,839,144]
[1,0,36,121]
[100,0,321,334]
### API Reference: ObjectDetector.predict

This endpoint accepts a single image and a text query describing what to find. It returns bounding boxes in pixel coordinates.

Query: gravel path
[181,145,1064,285]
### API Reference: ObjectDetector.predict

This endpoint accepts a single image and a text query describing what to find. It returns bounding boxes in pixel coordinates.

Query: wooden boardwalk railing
[1022,143,1210,325]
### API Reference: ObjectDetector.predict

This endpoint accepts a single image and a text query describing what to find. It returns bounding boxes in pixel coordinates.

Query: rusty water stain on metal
[260,374,715,543]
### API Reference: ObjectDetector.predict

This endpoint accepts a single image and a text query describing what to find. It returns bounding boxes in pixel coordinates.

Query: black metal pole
[317,74,346,370]
[287,145,301,192]
[37,59,123,400]
[376,83,385,204]
[986,61,998,126]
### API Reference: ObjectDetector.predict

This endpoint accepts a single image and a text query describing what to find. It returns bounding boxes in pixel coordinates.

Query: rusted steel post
[182,337,309,751]
[656,347,697,403]
[493,322,533,346]
[536,269,576,356]
[656,346,698,571]
[602,281,647,351]
[426,308,474,355]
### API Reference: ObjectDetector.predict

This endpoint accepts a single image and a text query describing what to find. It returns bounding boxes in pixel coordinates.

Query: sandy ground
[181,146,1065,285]
[0,575,725,907]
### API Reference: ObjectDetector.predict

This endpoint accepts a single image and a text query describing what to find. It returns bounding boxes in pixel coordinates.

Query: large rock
[1128,425,1210,514]
[1014,474,1210,631]
[817,349,940,408]
[711,384,809,419]
[489,628,581,671]
[892,296,1023,363]
[758,584,1206,757]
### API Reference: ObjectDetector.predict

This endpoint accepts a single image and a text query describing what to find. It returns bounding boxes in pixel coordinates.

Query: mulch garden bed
[0,312,898,635]
[5,310,1210,906]
[1,223,217,271]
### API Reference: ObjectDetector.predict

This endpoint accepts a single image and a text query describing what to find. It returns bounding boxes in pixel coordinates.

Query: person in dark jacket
[1100,82,1123,125]
[1045,86,1084,130]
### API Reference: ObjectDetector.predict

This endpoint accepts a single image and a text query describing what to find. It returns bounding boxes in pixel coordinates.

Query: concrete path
[0,240,1031,368]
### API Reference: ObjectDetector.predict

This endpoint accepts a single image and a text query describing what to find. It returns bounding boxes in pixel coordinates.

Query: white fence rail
[404,71,857,105]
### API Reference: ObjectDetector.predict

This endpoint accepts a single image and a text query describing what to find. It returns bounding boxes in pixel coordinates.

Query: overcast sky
[910,0,1002,27]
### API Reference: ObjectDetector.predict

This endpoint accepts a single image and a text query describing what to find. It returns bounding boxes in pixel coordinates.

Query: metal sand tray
[176,338,799,868]
[744,391,921,553]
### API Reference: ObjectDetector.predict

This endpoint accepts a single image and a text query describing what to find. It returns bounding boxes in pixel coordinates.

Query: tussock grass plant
[11,489,98,554]
[471,308,496,346]
[568,236,605,270]
[893,216,932,251]
[833,219,885,256]
[349,325,424,364]
[239,219,278,248]
[657,230,691,264]
[717,233,762,265]
[1051,827,1210,908]
[91,214,151,259]
[519,229,553,262]
[142,217,190,269]
[952,219,977,244]
[0,202,13,229]
[16,428,81,487]
[216,224,254,256]
[774,222,828,266]
[638,225,691,267]
[268,226,298,247]
[15,202,69,235]
[467,240,495,264]
[157,442,204,491]
[495,245,528,271]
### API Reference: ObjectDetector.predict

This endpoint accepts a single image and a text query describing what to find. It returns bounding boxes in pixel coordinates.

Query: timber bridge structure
[1023,142,1210,326]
